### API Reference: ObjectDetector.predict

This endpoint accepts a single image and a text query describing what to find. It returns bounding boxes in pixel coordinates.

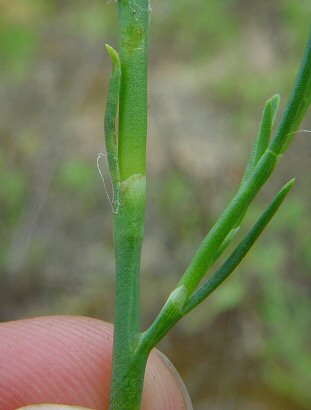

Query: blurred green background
[1,1,311,409]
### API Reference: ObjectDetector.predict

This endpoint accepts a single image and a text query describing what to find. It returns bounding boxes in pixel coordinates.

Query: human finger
[0,316,192,409]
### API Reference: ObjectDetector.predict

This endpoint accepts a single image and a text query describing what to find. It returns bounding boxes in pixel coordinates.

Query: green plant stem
[107,13,310,408]
[110,175,146,410]
[118,0,149,180]
[109,1,149,409]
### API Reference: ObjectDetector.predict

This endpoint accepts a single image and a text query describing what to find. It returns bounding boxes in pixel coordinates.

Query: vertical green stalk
[109,1,149,409]
[118,0,149,180]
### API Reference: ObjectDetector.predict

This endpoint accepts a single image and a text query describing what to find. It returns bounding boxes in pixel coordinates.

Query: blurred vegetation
[0,1,310,409]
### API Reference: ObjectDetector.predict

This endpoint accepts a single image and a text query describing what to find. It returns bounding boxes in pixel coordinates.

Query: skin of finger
[0,316,192,410]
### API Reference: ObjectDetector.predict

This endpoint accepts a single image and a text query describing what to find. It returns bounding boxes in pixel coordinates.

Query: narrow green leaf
[104,44,121,208]
[183,178,295,314]
[105,43,121,70]
[255,93,280,163]
[243,94,280,184]
[234,94,281,230]
[236,94,281,226]
[270,93,281,124]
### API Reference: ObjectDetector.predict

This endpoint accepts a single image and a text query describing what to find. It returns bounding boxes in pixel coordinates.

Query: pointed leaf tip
[105,43,120,68]
[270,93,281,104]
[269,93,281,123]
[283,177,296,192]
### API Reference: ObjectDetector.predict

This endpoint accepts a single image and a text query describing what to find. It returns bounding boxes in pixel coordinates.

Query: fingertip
[0,316,192,410]
[0,316,113,409]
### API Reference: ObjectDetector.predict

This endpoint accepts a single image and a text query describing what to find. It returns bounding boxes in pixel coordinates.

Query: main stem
[118,0,148,180]
[109,1,149,409]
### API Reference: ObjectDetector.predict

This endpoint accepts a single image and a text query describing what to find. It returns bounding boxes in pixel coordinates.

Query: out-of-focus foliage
[0,1,310,409]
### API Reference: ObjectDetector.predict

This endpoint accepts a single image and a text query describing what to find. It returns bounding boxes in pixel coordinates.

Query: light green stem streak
[108,1,149,409]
